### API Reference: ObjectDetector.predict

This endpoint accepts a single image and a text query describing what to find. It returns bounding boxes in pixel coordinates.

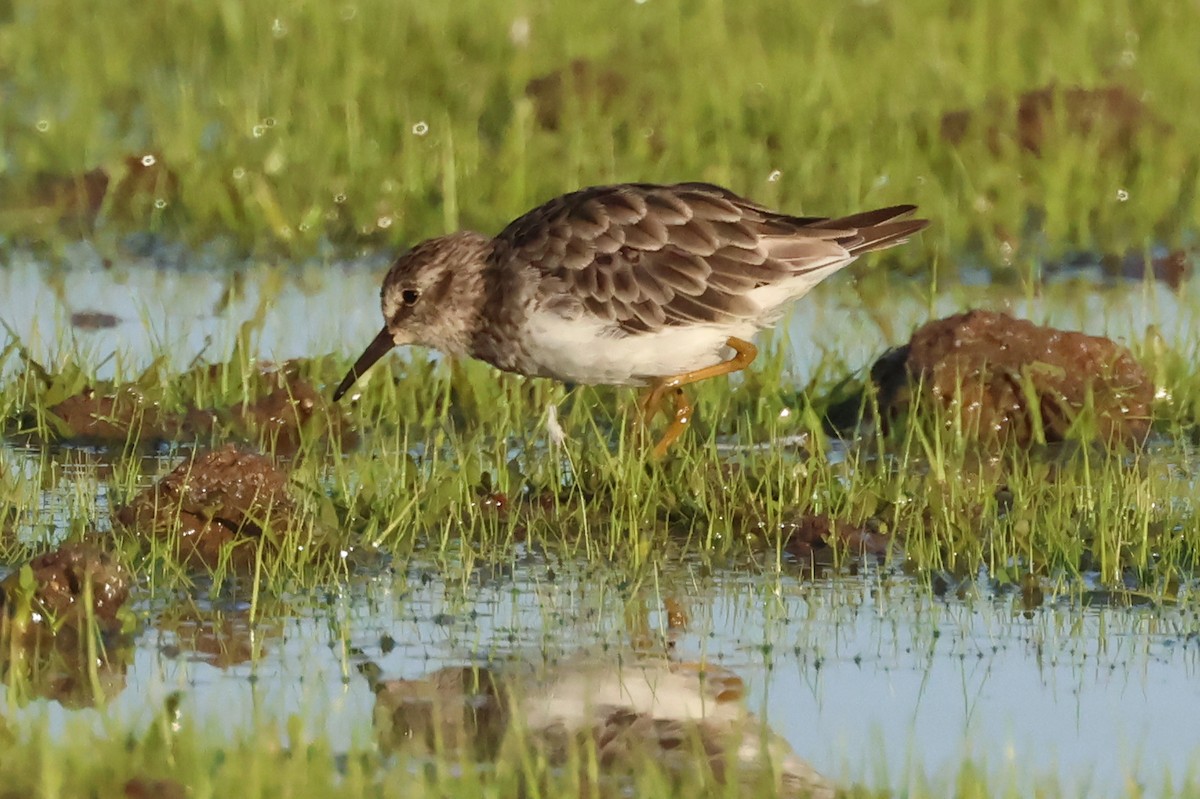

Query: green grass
[0,0,1197,261]
[2,276,1198,598]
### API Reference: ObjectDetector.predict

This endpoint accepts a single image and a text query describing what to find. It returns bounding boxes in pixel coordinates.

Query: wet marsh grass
[2,293,1199,604]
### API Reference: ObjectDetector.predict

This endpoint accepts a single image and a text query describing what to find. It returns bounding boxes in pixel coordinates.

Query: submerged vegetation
[2,0,1200,796]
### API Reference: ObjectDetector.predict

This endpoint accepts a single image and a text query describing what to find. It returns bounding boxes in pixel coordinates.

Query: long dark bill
[332,327,395,401]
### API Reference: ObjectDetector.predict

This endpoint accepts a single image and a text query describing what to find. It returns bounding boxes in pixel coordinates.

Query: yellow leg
[638,337,758,458]
[637,385,665,419]
[648,388,692,459]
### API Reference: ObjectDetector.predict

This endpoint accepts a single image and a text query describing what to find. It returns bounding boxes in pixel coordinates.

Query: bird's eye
[401,288,420,306]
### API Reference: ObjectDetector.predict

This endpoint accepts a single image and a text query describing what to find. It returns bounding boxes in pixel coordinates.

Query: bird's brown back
[491,182,927,334]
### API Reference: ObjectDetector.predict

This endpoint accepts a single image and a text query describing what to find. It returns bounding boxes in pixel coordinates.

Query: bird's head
[333,231,492,400]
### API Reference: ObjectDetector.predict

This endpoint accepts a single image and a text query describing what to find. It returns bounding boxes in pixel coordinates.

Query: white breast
[521,310,757,385]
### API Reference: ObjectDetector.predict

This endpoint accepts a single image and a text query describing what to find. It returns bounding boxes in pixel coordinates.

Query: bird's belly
[520,314,753,386]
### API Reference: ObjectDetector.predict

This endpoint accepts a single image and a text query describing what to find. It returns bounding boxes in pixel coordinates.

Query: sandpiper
[334,182,928,456]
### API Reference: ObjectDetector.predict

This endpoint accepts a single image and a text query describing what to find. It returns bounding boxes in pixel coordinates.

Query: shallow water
[3,252,1200,794]
[3,550,1198,794]
[3,243,1198,383]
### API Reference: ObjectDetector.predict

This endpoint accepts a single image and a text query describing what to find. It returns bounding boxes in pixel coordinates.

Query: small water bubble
[1120,50,1136,67]
[767,170,782,183]
[509,16,531,46]
[140,154,157,167]
[334,193,347,204]
[264,117,276,128]
[1117,188,1130,202]
[153,199,167,209]
[252,124,266,138]
[272,18,287,37]
[778,407,791,418]
[298,222,311,232]
[232,167,246,180]
[35,120,50,132]
[634,0,648,5]
[412,120,429,136]
[377,215,394,229]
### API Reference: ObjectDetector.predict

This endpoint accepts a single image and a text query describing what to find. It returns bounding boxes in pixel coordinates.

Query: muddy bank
[0,153,178,237]
[116,445,298,568]
[45,384,217,443]
[525,59,629,130]
[0,542,130,634]
[781,513,892,564]
[870,310,1153,447]
[0,542,133,706]
[940,83,1169,158]
[20,359,356,454]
